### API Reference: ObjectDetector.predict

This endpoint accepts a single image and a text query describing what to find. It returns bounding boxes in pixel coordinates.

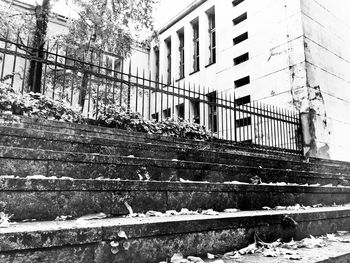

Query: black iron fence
[0,36,302,153]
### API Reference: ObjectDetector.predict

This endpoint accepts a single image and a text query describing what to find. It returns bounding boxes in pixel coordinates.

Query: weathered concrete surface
[1,114,350,176]
[1,125,350,177]
[0,146,349,186]
[0,245,94,263]
[0,207,349,262]
[2,178,350,221]
[204,236,350,262]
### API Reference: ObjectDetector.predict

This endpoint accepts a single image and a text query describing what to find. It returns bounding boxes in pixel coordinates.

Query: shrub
[95,104,211,141]
[0,82,82,122]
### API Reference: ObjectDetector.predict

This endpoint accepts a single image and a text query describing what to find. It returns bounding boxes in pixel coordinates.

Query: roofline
[158,0,208,34]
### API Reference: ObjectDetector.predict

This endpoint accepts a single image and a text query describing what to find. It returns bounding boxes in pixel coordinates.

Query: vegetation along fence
[0,35,302,153]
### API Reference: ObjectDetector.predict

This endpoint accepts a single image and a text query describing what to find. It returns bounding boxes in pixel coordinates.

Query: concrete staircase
[0,113,350,262]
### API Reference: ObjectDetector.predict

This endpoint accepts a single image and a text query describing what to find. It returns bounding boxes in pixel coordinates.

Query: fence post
[233,93,237,142]
[127,61,131,113]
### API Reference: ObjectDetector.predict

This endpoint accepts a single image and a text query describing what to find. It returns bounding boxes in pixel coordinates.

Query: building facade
[148,0,350,162]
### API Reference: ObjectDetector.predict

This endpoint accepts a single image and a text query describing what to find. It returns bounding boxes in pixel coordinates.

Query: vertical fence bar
[187,82,191,121]
[0,31,9,80]
[135,68,139,113]
[148,71,152,120]
[21,37,30,94]
[127,61,132,112]
[42,41,49,95]
[52,43,59,99]
[70,49,76,106]
[142,70,145,117]
[11,34,19,87]
[87,51,93,118]
[160,75,164,121]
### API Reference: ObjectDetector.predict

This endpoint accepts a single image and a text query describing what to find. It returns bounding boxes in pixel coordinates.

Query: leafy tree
[0,0,55,92]
[60,0,157,109]
[0,0,157,107]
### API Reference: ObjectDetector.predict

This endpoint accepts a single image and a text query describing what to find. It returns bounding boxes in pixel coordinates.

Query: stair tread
[203,234,350,263]
[4,205,350,235]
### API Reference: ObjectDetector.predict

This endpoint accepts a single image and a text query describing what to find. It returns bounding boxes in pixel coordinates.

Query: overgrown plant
[0,82,82,122]
[94,104,212,140]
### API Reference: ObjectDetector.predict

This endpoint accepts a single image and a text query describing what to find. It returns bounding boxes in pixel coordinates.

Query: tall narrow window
[154,47,159,82]
[165,38,172,84]
[207,91,217,132]
[192,19,200,72]
[207,9,216,64]
[178,30,185,79]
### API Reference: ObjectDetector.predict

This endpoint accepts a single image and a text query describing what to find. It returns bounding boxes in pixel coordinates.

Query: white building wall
[300,0,350,161]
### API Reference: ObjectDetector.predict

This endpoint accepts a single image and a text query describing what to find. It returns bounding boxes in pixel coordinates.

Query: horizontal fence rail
[0,35,303,153]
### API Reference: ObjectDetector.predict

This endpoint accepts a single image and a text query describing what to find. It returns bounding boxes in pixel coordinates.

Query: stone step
[0,113,301,156]
[0,206,349,263]
[203,237,350,263]
[0,125,349,177]
[1,177,350,221]
[0,146,349,185]
[2,114,350,177]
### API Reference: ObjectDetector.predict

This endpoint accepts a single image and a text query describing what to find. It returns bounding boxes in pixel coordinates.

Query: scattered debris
[146,210,164,217]
[170,253,185,263]
[250,175,262,184]
[55,215,73,221]
[179,178,193,183]
[239,242,259,255]
[124,202,135,217]
[298,235,326,248]
[0,212,11,228]
[117,230,128,239]
[207,253,215,259]
[223,208,239,213]
[187,256,204,262]
[201,209,219,216]
[75,212,107,223]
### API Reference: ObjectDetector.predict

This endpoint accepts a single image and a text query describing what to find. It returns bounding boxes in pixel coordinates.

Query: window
[192,19,200,72]
[234,76,250,88]
[232,0,244,7]
[233,32,248,45]
[151,113,159,122]
[235,95,251,106]
[165,38,172,84]
[208,10,216,64]
[154,47,159,82]
[233,12,247,25]
[234,52,249,65]
[191,100,200,124]
[176,103,184,119]
[163,108,171,119]
[236,117,251,128]
[178,30,185,79]
[114,59,122,72]
[207,91,217,132]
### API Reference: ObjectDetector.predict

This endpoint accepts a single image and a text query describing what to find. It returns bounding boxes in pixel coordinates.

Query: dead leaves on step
[162,231,350,263]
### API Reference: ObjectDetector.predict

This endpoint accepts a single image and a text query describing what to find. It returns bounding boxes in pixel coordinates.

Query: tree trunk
[27,0,50,93]
[79,71,89,110]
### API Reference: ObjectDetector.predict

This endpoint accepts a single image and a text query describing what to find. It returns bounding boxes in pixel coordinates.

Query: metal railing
[0,35,303,153]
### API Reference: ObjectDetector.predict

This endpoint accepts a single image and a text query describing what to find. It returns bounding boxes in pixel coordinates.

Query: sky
[153,0,195,28]
[24,0,195,30]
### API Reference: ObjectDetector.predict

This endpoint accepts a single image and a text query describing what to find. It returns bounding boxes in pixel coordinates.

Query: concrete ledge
[1,178,350,221]
[0,207,349,262]
[0,113,302,156]
[0,146,349,186]
[0,126,348,176]
[204,238,350,263]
